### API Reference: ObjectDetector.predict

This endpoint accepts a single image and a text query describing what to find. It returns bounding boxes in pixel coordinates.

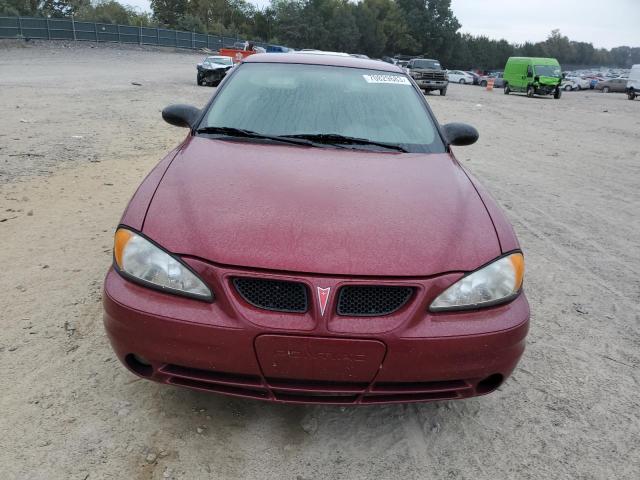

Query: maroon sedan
[104,54,529,404]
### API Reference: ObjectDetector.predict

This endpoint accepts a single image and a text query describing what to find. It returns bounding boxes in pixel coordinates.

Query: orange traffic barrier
[486,78,494,91]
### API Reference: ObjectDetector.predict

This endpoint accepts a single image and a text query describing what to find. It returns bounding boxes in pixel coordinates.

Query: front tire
[629,89,637,100]
[564,84,572,91]
[480,80,487,87]
[526,85,535,98]
[197,74,204,86]
[602,86,610,93]
[440,87,447,96]
[459,79,466,84]
[504,84,510,94]
[554,87,562,99]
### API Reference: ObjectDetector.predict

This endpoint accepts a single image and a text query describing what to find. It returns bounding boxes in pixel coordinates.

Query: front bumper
[103,260,529,405]
[535,84,560,95]
[199,69,226,83]
[415,79,448,89]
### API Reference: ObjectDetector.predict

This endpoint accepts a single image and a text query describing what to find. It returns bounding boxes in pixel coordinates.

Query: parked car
[104,54,529,405]
[266,45,291,53]
[566,76,590,90]
[585,75,605,89]
[406,58,448,95]
[502,57,562,98]
[479,72,505,88]
[466,71,481,85]
[560,78,577,91]
[447,70,474,84]
[626,64,640,100]
[595,78,627,93]
[196,56,234,86]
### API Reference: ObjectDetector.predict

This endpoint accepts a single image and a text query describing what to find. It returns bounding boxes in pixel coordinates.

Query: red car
[104,54,529,404]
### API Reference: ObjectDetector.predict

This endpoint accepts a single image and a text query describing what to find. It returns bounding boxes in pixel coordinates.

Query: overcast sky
[122,0,639,49]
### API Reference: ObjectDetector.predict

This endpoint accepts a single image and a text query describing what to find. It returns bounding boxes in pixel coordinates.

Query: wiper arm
[196,126,317,148]
[282,133,408,153]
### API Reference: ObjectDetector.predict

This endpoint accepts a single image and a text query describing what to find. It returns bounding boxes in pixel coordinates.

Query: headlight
[430,253,524,312]
[113,228,213,301]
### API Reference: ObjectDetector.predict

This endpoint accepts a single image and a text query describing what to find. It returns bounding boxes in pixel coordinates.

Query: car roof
[207,56,232,60]
[508,57,560,65]
[295,49,350,57]
[243,53,403,73]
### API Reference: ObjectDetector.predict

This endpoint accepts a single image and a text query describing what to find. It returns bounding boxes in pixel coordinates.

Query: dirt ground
[1,40,639,480]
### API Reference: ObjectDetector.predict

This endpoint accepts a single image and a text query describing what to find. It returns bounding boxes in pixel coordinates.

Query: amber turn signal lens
[113,228,133,268]
[509,253,525,291]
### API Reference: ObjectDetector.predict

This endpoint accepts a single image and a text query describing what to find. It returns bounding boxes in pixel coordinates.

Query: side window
[527,65,533,77]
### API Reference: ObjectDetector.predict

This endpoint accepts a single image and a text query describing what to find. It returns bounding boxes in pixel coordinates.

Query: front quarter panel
[459,167,520,254]
[119,147,181,230]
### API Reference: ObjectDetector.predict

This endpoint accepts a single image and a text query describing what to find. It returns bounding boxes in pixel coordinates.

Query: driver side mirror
[442,123,479,146]
[162,104,201,129]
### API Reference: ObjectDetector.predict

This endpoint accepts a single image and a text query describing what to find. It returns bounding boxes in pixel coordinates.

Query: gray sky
[122,0,639,49]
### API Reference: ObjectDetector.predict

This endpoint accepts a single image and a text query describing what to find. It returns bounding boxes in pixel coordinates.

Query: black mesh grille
[337,285,413,316]
[233,277,308,313]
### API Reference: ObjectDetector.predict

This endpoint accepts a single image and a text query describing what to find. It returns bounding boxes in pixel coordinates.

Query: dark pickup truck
[406,58,449,96]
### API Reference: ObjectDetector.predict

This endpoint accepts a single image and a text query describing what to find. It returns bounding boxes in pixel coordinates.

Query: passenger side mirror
[442,123,479,146]
[162,104,201,129]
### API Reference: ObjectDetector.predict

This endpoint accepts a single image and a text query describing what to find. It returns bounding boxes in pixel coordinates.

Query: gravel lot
[1,40,639,480]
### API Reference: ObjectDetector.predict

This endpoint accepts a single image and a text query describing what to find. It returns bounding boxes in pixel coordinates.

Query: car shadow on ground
[149,380,456,437]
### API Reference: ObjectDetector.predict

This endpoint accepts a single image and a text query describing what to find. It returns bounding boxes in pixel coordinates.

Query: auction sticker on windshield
[363,74,411,85]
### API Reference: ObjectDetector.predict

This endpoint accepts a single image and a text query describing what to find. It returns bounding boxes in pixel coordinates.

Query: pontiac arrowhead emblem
[317,287,331,316]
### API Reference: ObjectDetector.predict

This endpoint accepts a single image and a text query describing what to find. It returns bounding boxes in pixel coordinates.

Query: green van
[503,57,563,99]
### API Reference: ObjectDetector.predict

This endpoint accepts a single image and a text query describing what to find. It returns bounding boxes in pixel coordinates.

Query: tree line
[2,0,639,69]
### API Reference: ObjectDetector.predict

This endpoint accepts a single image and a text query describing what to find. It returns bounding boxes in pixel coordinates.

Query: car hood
[539,76,561,85]
[143,137,500,276]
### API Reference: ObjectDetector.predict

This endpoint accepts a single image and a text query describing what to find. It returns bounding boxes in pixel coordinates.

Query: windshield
[201,63,444,153]
[206,57,232,66]
[534,65,561,77]
[412,60,441,70]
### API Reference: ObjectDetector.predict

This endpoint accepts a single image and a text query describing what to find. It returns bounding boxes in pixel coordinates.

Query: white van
[627,64,640,100]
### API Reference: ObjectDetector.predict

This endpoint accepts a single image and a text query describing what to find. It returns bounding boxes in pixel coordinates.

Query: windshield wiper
[196,126,317,148]
[281,133,408,153]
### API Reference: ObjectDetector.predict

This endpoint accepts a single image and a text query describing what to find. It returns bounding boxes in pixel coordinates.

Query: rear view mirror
[442,123,479,146]
[162,104,201,129]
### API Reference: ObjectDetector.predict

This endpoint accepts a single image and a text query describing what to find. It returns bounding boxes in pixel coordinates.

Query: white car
[565,76,590,90]
[446,70,474,84]
[560,78,577,91]
[196,56,235,86]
